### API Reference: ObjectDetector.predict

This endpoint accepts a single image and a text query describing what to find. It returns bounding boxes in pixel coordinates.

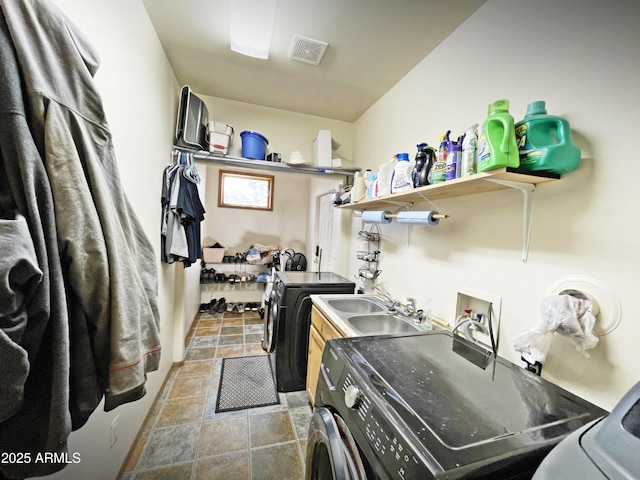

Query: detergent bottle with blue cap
[515,101,581,174]
[477,99,520,173]
[391,153,414,193]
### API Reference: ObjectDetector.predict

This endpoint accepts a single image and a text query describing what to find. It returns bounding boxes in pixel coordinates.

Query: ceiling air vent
[288,35,328,66]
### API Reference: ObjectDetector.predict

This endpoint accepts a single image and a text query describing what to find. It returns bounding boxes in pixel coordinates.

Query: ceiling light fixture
[228,0,278,59]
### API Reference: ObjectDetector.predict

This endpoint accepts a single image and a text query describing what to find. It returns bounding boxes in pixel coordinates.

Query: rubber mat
[215,355,280,412]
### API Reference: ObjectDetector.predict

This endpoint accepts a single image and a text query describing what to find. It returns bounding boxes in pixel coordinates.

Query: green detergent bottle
[477,99,520,173]
[514,101,581,174]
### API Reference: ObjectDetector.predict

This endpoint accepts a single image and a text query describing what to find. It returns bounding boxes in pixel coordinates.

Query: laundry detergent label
[477,130,491,161]
[515,124,542,165]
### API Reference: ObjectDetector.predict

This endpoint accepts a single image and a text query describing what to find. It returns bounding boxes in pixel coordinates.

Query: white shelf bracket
[486,179,536,263]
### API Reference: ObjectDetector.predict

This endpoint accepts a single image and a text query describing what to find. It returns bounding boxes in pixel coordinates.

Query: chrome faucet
[405,297,417,316]
[375,288,423,323]
[374,287,399,311]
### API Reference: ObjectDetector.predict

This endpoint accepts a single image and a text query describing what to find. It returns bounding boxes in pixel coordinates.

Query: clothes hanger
[182,152,201,184]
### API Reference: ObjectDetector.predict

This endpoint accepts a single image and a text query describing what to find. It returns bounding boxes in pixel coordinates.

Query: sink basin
[326,298,385,314]
[347,314,419,335]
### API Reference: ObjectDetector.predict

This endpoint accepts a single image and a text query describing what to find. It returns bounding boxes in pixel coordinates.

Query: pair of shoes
[237,274,256,283]
[214,273,228,283]
[225,302,245,312]
[207,297,227,314]
[228,274,242,284]
[245,302,259,311]
[200,267,216,282]
[216,297,227,313]
[208,299,219,314]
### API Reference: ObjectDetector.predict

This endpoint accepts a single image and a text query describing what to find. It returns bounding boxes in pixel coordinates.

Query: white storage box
[312,129,341,167]
[202,247,225,263]
[208,121,234,155]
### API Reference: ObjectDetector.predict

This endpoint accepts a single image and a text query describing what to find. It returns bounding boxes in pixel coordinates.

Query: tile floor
[119,308,312,480]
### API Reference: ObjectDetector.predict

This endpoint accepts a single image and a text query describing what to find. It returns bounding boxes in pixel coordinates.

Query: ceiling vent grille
[288,35,328,66]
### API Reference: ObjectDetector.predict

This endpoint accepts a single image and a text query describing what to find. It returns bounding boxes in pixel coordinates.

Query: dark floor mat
[215,355,280,412]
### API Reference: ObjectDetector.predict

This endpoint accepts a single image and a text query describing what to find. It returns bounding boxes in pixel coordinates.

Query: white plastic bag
[514,295,599,364]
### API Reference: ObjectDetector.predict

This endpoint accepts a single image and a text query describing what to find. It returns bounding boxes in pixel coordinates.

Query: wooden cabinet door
[306,325,324,405]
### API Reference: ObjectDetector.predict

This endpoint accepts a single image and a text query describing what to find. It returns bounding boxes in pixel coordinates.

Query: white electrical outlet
[110,415,119,448]
[454,286,502,351]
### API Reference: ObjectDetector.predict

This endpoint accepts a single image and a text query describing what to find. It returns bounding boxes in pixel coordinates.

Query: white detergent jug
[391,153,414,193]
[376,157,396,196]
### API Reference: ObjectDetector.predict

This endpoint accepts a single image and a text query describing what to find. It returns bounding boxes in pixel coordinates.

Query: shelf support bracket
[486,179,536,263]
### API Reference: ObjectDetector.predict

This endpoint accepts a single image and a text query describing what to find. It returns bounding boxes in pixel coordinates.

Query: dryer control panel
[340,372,430,480]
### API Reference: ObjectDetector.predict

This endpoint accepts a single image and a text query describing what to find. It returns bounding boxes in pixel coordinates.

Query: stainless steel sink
[314,294,423,336]
[326,298,385,314]
[347,314,419,335]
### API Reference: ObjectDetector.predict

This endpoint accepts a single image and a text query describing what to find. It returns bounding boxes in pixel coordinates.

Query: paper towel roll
[396,211,441,226]
[361,210,392,224]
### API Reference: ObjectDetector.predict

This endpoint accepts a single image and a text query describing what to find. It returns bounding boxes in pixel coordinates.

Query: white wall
[198,95,355,266]
[43,1,180,478]
[348,0,640,410]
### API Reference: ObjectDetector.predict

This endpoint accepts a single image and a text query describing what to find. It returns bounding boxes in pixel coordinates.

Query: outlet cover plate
[110,415,119,448]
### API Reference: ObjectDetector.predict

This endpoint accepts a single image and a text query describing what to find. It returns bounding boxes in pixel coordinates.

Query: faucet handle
[406,297,417,313]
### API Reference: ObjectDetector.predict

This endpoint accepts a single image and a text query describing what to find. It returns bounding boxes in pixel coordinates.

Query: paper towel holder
[361,210,449,225]
[547,275,622,336]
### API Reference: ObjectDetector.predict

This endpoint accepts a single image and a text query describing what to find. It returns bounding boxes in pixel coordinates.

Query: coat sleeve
[0,212,42,422]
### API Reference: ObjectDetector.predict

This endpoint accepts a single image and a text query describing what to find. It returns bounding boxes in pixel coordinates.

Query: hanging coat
[0,0,161,477]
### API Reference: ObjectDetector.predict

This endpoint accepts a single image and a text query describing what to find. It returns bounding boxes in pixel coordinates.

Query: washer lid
[339,332,607,472]
[277,270,354,287]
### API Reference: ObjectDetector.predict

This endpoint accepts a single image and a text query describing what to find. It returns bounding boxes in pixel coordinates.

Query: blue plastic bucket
[240,131,268,160]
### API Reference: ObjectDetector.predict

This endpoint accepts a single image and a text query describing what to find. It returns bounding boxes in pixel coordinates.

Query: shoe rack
[200,256,267,305]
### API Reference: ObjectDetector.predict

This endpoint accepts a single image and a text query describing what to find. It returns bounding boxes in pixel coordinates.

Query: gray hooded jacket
[0,0,161,477]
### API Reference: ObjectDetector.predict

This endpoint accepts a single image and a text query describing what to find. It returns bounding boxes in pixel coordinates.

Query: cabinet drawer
[311,305,342,340]
[320,315,341,341]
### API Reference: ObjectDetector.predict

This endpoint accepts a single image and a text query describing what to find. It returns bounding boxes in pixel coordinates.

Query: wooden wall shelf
[338,167,560,263]
[337,168,558,211]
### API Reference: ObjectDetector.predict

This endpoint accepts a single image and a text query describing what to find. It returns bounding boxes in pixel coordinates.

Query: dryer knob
[344,385,361,409]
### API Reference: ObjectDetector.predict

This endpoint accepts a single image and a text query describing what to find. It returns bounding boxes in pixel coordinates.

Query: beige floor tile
[132,462,193,480]
[218,334,244,346]
[176,360,214,378]
[194,451,249,480]
[168,375,210,399]
[244,333,263,344]
[185,346,217,361]
[197,319,222,329]
[220,325,244,335]
[244,344,267,356]
[199,417,248,457]
[215,345,245,358]
[222,316,244,326]
[250,442,303,480]
[157,396,207,427]
[249,411,296,448]
[194,327,220,336]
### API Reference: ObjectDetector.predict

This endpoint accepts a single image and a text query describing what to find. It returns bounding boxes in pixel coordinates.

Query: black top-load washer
[307,331,607,480]
[262,271,354,392]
